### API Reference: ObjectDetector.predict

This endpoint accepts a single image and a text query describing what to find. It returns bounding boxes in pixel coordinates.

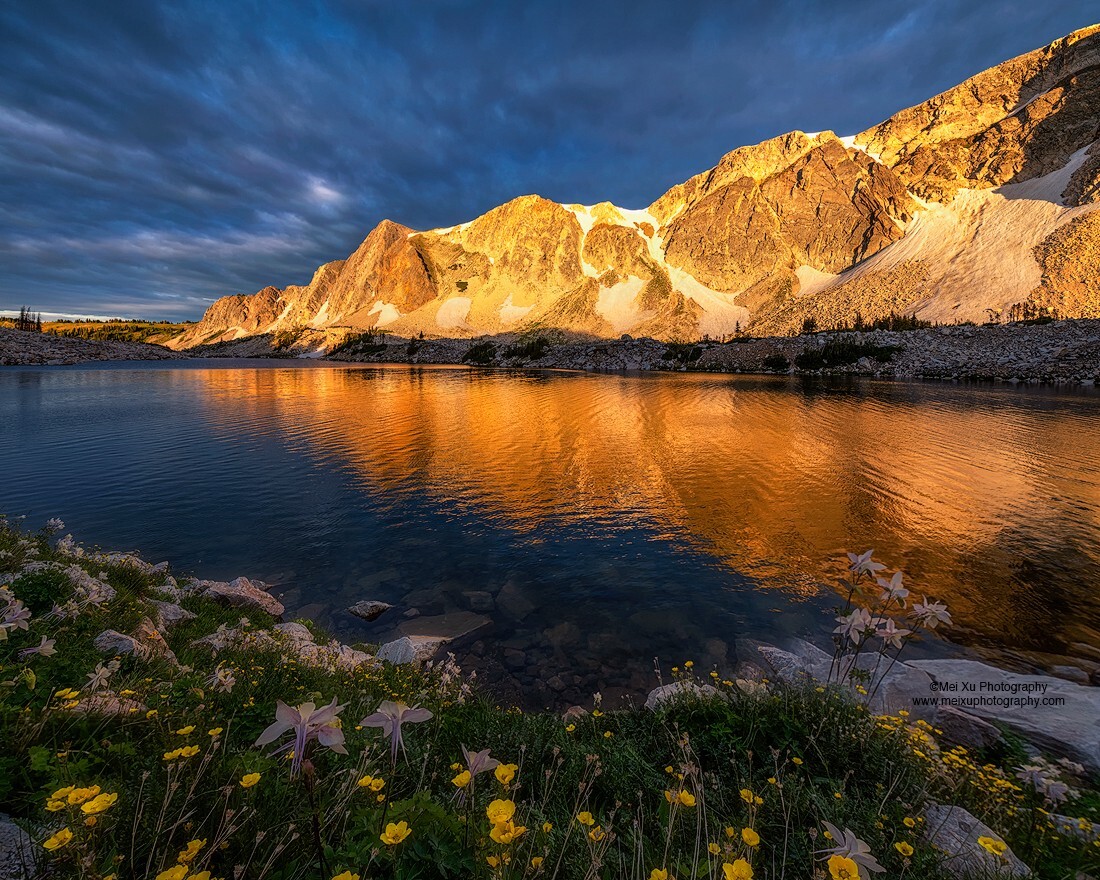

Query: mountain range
[170,24,1100,350]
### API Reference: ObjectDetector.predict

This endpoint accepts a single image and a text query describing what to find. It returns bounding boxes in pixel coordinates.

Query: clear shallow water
[2,360,1100,706]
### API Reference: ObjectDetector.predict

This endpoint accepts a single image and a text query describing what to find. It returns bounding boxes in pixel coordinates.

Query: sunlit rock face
[174,26,1100,348]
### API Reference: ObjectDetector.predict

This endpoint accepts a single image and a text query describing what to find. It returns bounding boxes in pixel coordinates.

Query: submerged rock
[348,600,393,621]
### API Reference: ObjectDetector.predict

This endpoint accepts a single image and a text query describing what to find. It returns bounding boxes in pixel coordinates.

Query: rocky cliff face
[171,24,1100,349]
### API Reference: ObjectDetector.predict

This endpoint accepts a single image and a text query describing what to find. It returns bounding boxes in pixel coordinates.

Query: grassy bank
[0,518,1096,879]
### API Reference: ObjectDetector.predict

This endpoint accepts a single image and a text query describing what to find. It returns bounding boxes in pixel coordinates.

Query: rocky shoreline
[0,327,178,365]
[6,319,1100,385]
[330,319,1100,384]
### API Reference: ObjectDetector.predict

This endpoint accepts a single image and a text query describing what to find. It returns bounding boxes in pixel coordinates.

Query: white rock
[922,804,1030,878]
[93,630,143,656]
[0,814,36,880]
[645,681,719,711]
[149,600,196,630]
[201,577,284,616]
[910,659,1100,773]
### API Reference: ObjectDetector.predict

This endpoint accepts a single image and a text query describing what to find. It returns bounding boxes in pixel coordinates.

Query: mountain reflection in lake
[3,361,1099,706]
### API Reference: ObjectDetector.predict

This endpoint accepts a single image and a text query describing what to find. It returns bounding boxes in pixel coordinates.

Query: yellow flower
[767,777,777,785]
[331,873,360,880]
[452,770,471,788]
[725,825,735,838]
[495,763,518,785]
[50,786,74,800]
[542,822,553,833]
[722,859,753,880]
[903,817,916,828]
[67,785,100,805]
[45,800,66,812]
[834,792,843,799]
[739,788,754,804]
[155,867,188,880]
[650,870,670,880]
[741,827,760,847]
[486,855,500,868]
[54,688,79,700]
[977,836,1007,858]
[486,799,516,824]
[679,791,695,807]
[239,773,261,788]
[531,856,544,868]
[603,731,612,739]
[175,725,195,735]
[588,825,605,842]
[380,820,411,845]
[827,855,860,880]
[188,873,211,880]
[565,724,576,733]
[146,709,159,718]
[81,792,118,815]
[42,828,73,851]
[490,819,527,844]
[708,842,721,855]
[180,745,199,758]
[895,841,914,857]
[207,727,223,737]
[791,757,803,765]
[177,838,205,864]
[577,811,595,826]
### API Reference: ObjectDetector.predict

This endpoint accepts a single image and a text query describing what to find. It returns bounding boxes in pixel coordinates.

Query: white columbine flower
[876,571,909,605]
[847,550,886,577]
[911,597,952,629]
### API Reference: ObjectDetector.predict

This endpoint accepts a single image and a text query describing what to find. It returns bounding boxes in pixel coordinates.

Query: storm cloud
[1,0,1094,318]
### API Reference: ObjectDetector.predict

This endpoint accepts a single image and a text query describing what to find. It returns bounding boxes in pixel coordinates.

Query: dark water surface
[3,360,1099,705]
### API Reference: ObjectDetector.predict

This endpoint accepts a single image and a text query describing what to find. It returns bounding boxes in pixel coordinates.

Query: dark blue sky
[1,1,1095,320]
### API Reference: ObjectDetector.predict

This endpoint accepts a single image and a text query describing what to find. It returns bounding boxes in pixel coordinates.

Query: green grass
[0,518,1096,879]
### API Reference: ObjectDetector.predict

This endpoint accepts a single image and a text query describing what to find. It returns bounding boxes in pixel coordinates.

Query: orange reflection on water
[191,364,1100,656]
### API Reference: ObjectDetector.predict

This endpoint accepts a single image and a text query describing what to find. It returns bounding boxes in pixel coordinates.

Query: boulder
[70,693,148,717]
[93,630,143,657]
[935,706,1003,752]
[461,591,495,613]
[909,659,1100,773]
[399,610,492,644]
[348,600,393,622]
[201,577,284,617]
[645,681,720,711]
[0,814,36,880]
[377,635,450,665]
[149,600,196,631]
[922,804,1030,878]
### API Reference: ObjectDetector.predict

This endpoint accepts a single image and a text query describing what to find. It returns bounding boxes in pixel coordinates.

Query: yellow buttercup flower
[588,825,605,842]
[531,856,544,868]
[791,757,803,765]
[495,763,518,785]
[380,820,411,845]
[155,867,187,880]
[177,838,205,864]
[725,825,735,838]
[239,773,261,788]
[50,786,74,800]
[577,811,595,826]
[722,859,753,880]
[331,872,360,880]
[188,873,212,880]
[452,770,471,788]
[207,727,223,737]
[741,827,760,847]
[67,785,100,805]
[565,724,576,732]
[895,841,914,857]
[977,836,1007,858]
[490,819,526,844]
[81,792,118,815]
[42,828,73,851]
[827,855,860,880]
[175,726,195,735]
[739,788,753,804]
[903,817,916,828]
[486,799,516,824]
[708,842,721,855]
[542,821,552,833]
[45,800,66,812]
[650,870,670,880]
[486,855,500,868]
